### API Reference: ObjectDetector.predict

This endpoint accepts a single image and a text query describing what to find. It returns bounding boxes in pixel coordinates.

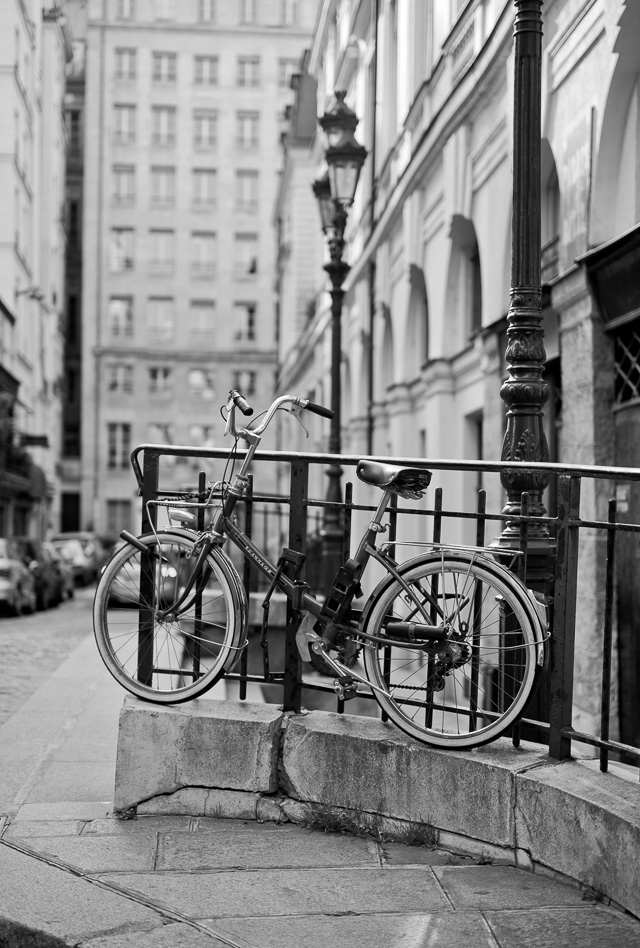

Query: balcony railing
[132,444,640,777]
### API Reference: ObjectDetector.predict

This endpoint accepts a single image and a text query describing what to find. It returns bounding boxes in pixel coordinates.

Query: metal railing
[133,443,640,777]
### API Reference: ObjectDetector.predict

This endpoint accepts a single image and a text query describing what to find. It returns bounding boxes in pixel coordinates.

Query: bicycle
[93,390,548,750]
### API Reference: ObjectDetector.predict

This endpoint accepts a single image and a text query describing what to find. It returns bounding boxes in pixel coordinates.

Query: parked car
[0,538,37,616]
[12,537,60,611]
[43,542,75,602]
[51,537,94,587]
[50,531,110,583]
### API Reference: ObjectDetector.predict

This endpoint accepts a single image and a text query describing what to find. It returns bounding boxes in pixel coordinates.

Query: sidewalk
[1,636,639,948]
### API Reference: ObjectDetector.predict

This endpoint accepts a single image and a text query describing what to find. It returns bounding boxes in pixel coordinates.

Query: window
[112,164,135,204]
[115,48,136,80]
[148,366,173,395]
[280,0,297,25]
[236,111,259,149]
[198,0,215,21]
[235,170,258,212]
[66,110,81,152]
[232,369,256,395]
[149,229,174,274]
[116,0,135,19]
[107,363,134,393]
[107,423,131,469]
[191,232,217,278]
[239,0,257,23]
[194,55,218,86]
[155,0,175,19]
[152,51,177,83]
[152,106,176,146]
[109,228,134,272]
[278,58,298,88]
[147,297,175,343]
[233,302,256,341]
[234,233,258,278]
[113,105,136,144]
[187,368,215,400]
[106,499,132,533]
[189,300,215,343]
[193,109,217,147]
[237,56,260,87]
[150,166,175,206]
[108,296,133,338]
[193,169,216,208]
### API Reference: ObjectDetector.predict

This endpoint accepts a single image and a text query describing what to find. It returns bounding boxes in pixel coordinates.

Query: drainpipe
[366,0,380,456]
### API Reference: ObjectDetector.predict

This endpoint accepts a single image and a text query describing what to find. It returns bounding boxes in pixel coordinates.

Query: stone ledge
[113,699,640,919]
[113,696,283,812]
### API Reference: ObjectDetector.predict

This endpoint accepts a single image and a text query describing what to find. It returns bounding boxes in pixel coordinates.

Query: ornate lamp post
[495,0,554,594]
[312,91,367,584]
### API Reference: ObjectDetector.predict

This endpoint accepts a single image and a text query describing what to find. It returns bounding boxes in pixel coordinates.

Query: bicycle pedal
[333,676,358,701]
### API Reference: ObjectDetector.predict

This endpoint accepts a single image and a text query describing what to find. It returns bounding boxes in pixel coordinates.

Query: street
[0,584,96,728]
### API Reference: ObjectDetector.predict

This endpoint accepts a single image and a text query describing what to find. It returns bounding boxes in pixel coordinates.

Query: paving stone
[433,865,586,910]
[210,911,496,948]
[13,801,113,822]
[82,816,192,836]
[382,844,475,867]
[77,921,229,948]
[484,905,640,948]
[17,834,157,873]
[2,819,84,839]
[0,844,162,942]
[99,866,452,918]
[156,822,377,870]
[25,761,116,803]
[191,817,299,835]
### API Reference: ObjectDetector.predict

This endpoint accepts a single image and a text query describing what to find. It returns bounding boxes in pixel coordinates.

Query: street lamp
[313,91,367,585]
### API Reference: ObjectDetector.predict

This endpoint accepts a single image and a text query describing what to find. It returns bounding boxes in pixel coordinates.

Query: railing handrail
[131,443,640,483]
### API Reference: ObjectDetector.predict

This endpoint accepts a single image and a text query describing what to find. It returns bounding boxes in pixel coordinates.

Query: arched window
[445,215,483,350]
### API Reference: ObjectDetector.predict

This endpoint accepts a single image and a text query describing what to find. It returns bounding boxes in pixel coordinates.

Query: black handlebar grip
[232,391,254,416]
[305,400,334,419]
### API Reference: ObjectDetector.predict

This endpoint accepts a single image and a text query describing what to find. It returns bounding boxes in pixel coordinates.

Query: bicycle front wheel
[362,555,541,749]
[94,531,245,703]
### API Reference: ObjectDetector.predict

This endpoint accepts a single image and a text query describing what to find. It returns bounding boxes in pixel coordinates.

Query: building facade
[276,0,640,746]
[79,0,317,539]
[0,1,71,539]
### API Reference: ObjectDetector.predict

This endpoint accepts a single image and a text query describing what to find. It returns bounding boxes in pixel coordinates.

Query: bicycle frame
[157,464,450,652]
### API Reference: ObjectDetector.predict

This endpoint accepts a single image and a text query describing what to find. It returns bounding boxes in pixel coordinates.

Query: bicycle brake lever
[288,406,309,438]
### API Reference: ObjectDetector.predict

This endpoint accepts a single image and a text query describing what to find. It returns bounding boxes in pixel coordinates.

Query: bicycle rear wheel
[93,531,245,703]
[362,555,542,749]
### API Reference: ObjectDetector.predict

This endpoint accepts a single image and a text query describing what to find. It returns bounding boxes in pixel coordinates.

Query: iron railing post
[282,459,309,712]
[549,475,581,760]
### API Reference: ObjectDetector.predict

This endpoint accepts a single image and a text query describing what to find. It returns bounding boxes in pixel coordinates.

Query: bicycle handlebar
[230,390,254,416]
[304,400,334,419]
[129,392,334,494]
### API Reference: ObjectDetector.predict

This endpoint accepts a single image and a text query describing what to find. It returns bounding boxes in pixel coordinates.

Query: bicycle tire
[362,554,543,749]
[93,531,246,703]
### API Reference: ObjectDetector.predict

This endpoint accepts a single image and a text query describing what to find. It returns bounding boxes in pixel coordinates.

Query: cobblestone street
[0,586,95,727]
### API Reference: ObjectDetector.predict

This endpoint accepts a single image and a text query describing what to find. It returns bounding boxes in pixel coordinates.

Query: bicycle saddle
[356,460,432,498]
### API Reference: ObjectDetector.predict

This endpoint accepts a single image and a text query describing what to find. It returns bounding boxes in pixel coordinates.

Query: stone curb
[114,698,640,919]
